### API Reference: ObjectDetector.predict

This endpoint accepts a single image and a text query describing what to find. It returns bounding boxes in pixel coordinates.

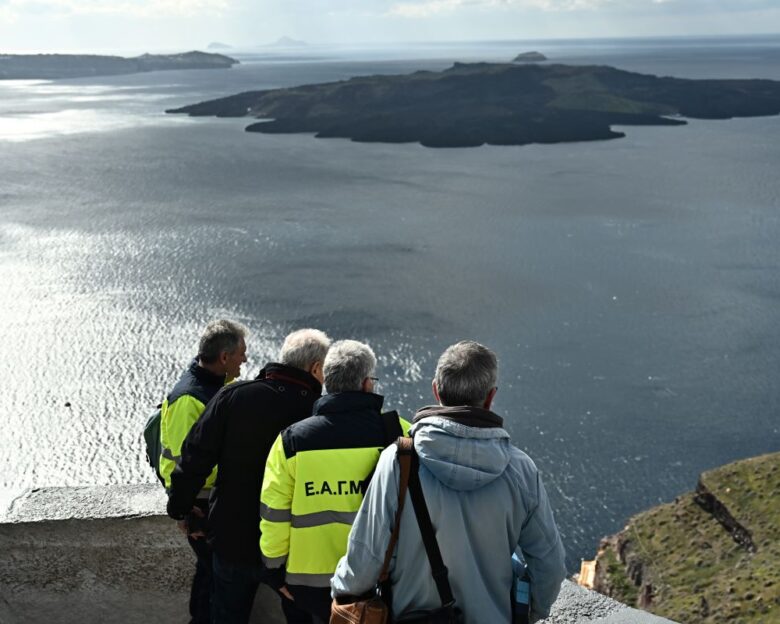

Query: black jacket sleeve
[166,386,230,519]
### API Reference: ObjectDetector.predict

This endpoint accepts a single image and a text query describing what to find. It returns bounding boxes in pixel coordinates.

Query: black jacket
[167,362,322,564]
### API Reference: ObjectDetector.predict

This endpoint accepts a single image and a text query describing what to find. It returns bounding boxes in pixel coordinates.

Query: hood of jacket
[410,405,511,492]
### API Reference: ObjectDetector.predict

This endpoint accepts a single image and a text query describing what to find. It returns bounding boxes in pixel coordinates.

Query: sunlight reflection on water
[1,42,779,564]
[0,224,278,489]
[0,108,192,141]
[0,222,431,496]
[0,79,196,142]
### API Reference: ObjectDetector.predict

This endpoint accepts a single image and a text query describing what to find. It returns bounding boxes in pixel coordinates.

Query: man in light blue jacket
[331,340,567,623]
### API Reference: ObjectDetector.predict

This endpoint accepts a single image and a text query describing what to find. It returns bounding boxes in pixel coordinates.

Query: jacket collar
[413,404,503,428]
[314,391,384,416]
[189,358,227,387]
[256,362,323,395]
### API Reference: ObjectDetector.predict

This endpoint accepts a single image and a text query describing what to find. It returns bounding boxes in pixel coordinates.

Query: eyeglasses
[369,376,380,391]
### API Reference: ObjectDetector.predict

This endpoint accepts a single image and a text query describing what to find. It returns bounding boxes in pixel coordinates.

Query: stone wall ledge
[0,485,675,624]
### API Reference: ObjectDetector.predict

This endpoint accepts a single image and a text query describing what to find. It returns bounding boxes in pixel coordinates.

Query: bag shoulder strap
[380,410,404,447]
[378,436,414,582]
[408,447,456,608]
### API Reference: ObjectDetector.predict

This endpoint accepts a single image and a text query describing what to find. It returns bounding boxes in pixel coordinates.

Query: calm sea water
[1,37,779,567]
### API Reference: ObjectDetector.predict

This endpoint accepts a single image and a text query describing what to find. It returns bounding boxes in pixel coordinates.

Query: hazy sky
[0,0,778,53]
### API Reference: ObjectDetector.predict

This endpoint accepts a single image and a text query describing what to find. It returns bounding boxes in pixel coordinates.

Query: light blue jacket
[331,406,567,623]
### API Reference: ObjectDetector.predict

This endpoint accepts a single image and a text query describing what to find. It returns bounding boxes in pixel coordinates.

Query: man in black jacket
[168,328,331,624]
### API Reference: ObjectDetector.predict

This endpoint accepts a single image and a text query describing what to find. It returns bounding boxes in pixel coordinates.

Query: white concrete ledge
[0,485,675,624]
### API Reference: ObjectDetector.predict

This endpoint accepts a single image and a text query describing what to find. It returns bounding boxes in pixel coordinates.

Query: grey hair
[198,319,248,364]
[434,341,498,407]
[279,328,331,370]
[323,340,376,393]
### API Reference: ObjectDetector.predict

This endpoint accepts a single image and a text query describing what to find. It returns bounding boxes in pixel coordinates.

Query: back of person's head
[198,319,248,363]
[434,340,498,407]
[323,340,376,393]
[278,328,331,370]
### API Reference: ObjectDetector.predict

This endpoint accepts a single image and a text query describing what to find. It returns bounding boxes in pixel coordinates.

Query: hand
[279,586,294,601]
[177,505,206,539]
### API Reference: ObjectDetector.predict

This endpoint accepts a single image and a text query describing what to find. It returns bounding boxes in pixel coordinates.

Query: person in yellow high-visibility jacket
[260,339,410,622]
[160,319,247,624]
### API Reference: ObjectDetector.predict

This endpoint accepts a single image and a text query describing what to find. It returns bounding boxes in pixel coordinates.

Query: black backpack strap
[381,410,404,447]
[408,446,456,609]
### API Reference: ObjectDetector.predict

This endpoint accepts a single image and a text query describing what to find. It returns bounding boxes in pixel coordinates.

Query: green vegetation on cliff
[167,62,780,148]
[593,452,780,624]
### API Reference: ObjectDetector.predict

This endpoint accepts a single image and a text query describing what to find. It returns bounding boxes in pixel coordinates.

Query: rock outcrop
[592,451,780,623]
[693,477,756,553]
[513,51,547,62]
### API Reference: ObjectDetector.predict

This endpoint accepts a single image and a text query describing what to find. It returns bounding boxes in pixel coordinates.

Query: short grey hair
[279,328,331,370]
[323,340,376,393]
[434,341,498,407]
[198,319,248,364]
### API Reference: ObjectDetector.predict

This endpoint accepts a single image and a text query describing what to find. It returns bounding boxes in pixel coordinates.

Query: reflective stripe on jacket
[259,391,411,587]
[159,359,224,491]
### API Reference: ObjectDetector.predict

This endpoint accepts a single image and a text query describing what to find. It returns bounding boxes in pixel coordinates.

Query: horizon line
[3,31,779,56]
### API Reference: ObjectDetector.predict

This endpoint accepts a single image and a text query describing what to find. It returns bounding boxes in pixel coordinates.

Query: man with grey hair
[160,319,248,624]
[168,328,331,624]
[260,340,410,623]
[332,340,567,623]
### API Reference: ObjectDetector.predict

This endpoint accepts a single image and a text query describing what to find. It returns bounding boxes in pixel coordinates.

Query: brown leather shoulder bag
[330,436,414,624]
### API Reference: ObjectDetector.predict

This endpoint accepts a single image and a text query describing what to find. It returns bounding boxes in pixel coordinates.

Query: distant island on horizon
[267,36,307,48]
[0,51,238,80]
[513,51,547,62]
[167,61,780,148]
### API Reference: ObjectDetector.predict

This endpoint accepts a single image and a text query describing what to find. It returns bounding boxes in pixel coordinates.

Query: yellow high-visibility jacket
[260,392,410,587]
[159,359,224,494]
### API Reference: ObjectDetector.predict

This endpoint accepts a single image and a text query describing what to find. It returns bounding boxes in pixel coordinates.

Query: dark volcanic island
[167,62,780,148]
[0,51,238,80]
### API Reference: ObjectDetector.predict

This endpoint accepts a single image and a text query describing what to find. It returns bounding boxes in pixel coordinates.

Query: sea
[1,36,779,569]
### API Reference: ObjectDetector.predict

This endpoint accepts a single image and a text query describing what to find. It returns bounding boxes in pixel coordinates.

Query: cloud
[388,0,465,18]
[386,0,618,18]
[0,0,229,21]
[385,0,778,18]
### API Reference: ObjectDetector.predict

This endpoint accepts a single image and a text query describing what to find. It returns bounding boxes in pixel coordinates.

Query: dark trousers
[188,534,213,624]
[211,553,312,624]
[287,585,333,624]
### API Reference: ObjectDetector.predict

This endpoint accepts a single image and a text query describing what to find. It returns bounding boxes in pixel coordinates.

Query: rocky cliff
[592,451,780,623]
